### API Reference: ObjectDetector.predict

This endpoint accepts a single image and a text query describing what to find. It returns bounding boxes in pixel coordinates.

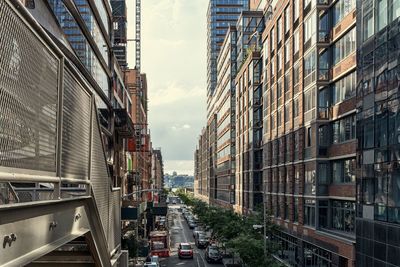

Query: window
[304,88,316,113]
[284,72,290,93]
[319,50,329,80]
[293,31,300,58]
[390,0,400,22]
[271,113,275,130]
[304,50,316,86]
[285,167,291,192]
[285,42,290,64]
[294,167,300,194]
[278,108,283,127]
[285,7,290,34]
[284,196,290,220]
[271,58,275,79]
[276,196,280,217]
[332,72,356,104]
[293,97,300,118]
[306,127,312,147]
[363,118,374,149]
[285,104,290,123]
[332,158,356,183]
[294,131,300,160]
[294,0,300,21]
[271,27,275,52]
[332,115,356,143]
[277,49,283,72]
[377,0,388,31]
[332,201,355,233]
[293,197,299,222]
[277,17,282,44]
[304,199,316,227]
[277,78,283,100]
[333,0,356,26]
[319,200,329,228]
[363,9,374,41]
[318,163,329,185]
[271,86,275,110]
[304,12,316,48]
[333,28,356,65]
[293,63,300,88]
[264,38,269,65]
[305,169,316,195]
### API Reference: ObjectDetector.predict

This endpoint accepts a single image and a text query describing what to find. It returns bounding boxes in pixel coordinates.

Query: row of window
[363,0,400,41]
[304,199,355,234]
[271,196,355,234]
[360,165,400,224]
[333,27,356,65]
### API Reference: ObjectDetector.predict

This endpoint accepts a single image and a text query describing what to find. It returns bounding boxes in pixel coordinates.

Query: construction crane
[135,0,141,72]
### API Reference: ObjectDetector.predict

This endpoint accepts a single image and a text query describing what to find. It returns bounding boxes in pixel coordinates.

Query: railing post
[54,58,65,200]
[87,96,94,197]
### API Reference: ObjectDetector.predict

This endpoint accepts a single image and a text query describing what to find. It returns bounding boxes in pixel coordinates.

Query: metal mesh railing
[61,69,91,180]
[0,0,122,258]
[0,0,58,172]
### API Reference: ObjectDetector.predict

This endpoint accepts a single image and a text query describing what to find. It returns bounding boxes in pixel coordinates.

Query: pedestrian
[145,254,151,263]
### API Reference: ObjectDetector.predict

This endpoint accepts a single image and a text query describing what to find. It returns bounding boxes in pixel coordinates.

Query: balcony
[114,108,134,137]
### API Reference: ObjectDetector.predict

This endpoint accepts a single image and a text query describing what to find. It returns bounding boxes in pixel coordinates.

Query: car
[195,233,209,248]
[205,245,222,263]
[144,263,158,267]
[178,243,193,259]
[188,220,197,229]
[192,226,205,238]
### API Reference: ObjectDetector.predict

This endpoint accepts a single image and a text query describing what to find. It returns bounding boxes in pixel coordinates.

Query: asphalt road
[159,204,224,267]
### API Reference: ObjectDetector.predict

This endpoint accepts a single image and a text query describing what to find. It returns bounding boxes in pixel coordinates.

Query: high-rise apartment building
[207,0,249,97]
[262,0,356,265]
[205,9,264,210]
[356,1,400,266]
[234,11,265,214]
[211,26,238,207]
[194,128,210,203]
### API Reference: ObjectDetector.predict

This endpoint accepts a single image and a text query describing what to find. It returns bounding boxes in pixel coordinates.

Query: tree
[176,192,282,266]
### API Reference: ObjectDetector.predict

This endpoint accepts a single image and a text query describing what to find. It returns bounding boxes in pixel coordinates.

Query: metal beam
[0,197,111,267]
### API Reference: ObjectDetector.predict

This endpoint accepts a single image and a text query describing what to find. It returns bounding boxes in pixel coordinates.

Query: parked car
[178,243,193,259]
[205,245,222,263]
[192,226,205,238]
[195,233,209,248]
[188,220,197,229]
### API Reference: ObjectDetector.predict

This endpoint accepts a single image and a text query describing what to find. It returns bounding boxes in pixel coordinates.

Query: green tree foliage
[176,192,281,266]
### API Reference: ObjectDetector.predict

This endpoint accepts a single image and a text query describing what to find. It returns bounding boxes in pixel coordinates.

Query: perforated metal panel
[90,103,110,241]
[0,0,58,172]
[61,69,91,179]
[109,189,121,252]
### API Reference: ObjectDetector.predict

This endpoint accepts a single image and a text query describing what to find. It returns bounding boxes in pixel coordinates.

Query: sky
[127,0,208,175]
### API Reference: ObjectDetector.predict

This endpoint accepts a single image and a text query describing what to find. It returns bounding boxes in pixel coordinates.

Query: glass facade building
[356,0,400,266]
[207,0,248,97]
[48,0,110,98]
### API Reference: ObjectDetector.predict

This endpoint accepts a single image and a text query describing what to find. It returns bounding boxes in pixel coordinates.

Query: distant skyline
[127,0,208,175]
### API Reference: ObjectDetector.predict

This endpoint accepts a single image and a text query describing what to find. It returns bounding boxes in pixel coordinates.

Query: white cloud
[150,82,204,106]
